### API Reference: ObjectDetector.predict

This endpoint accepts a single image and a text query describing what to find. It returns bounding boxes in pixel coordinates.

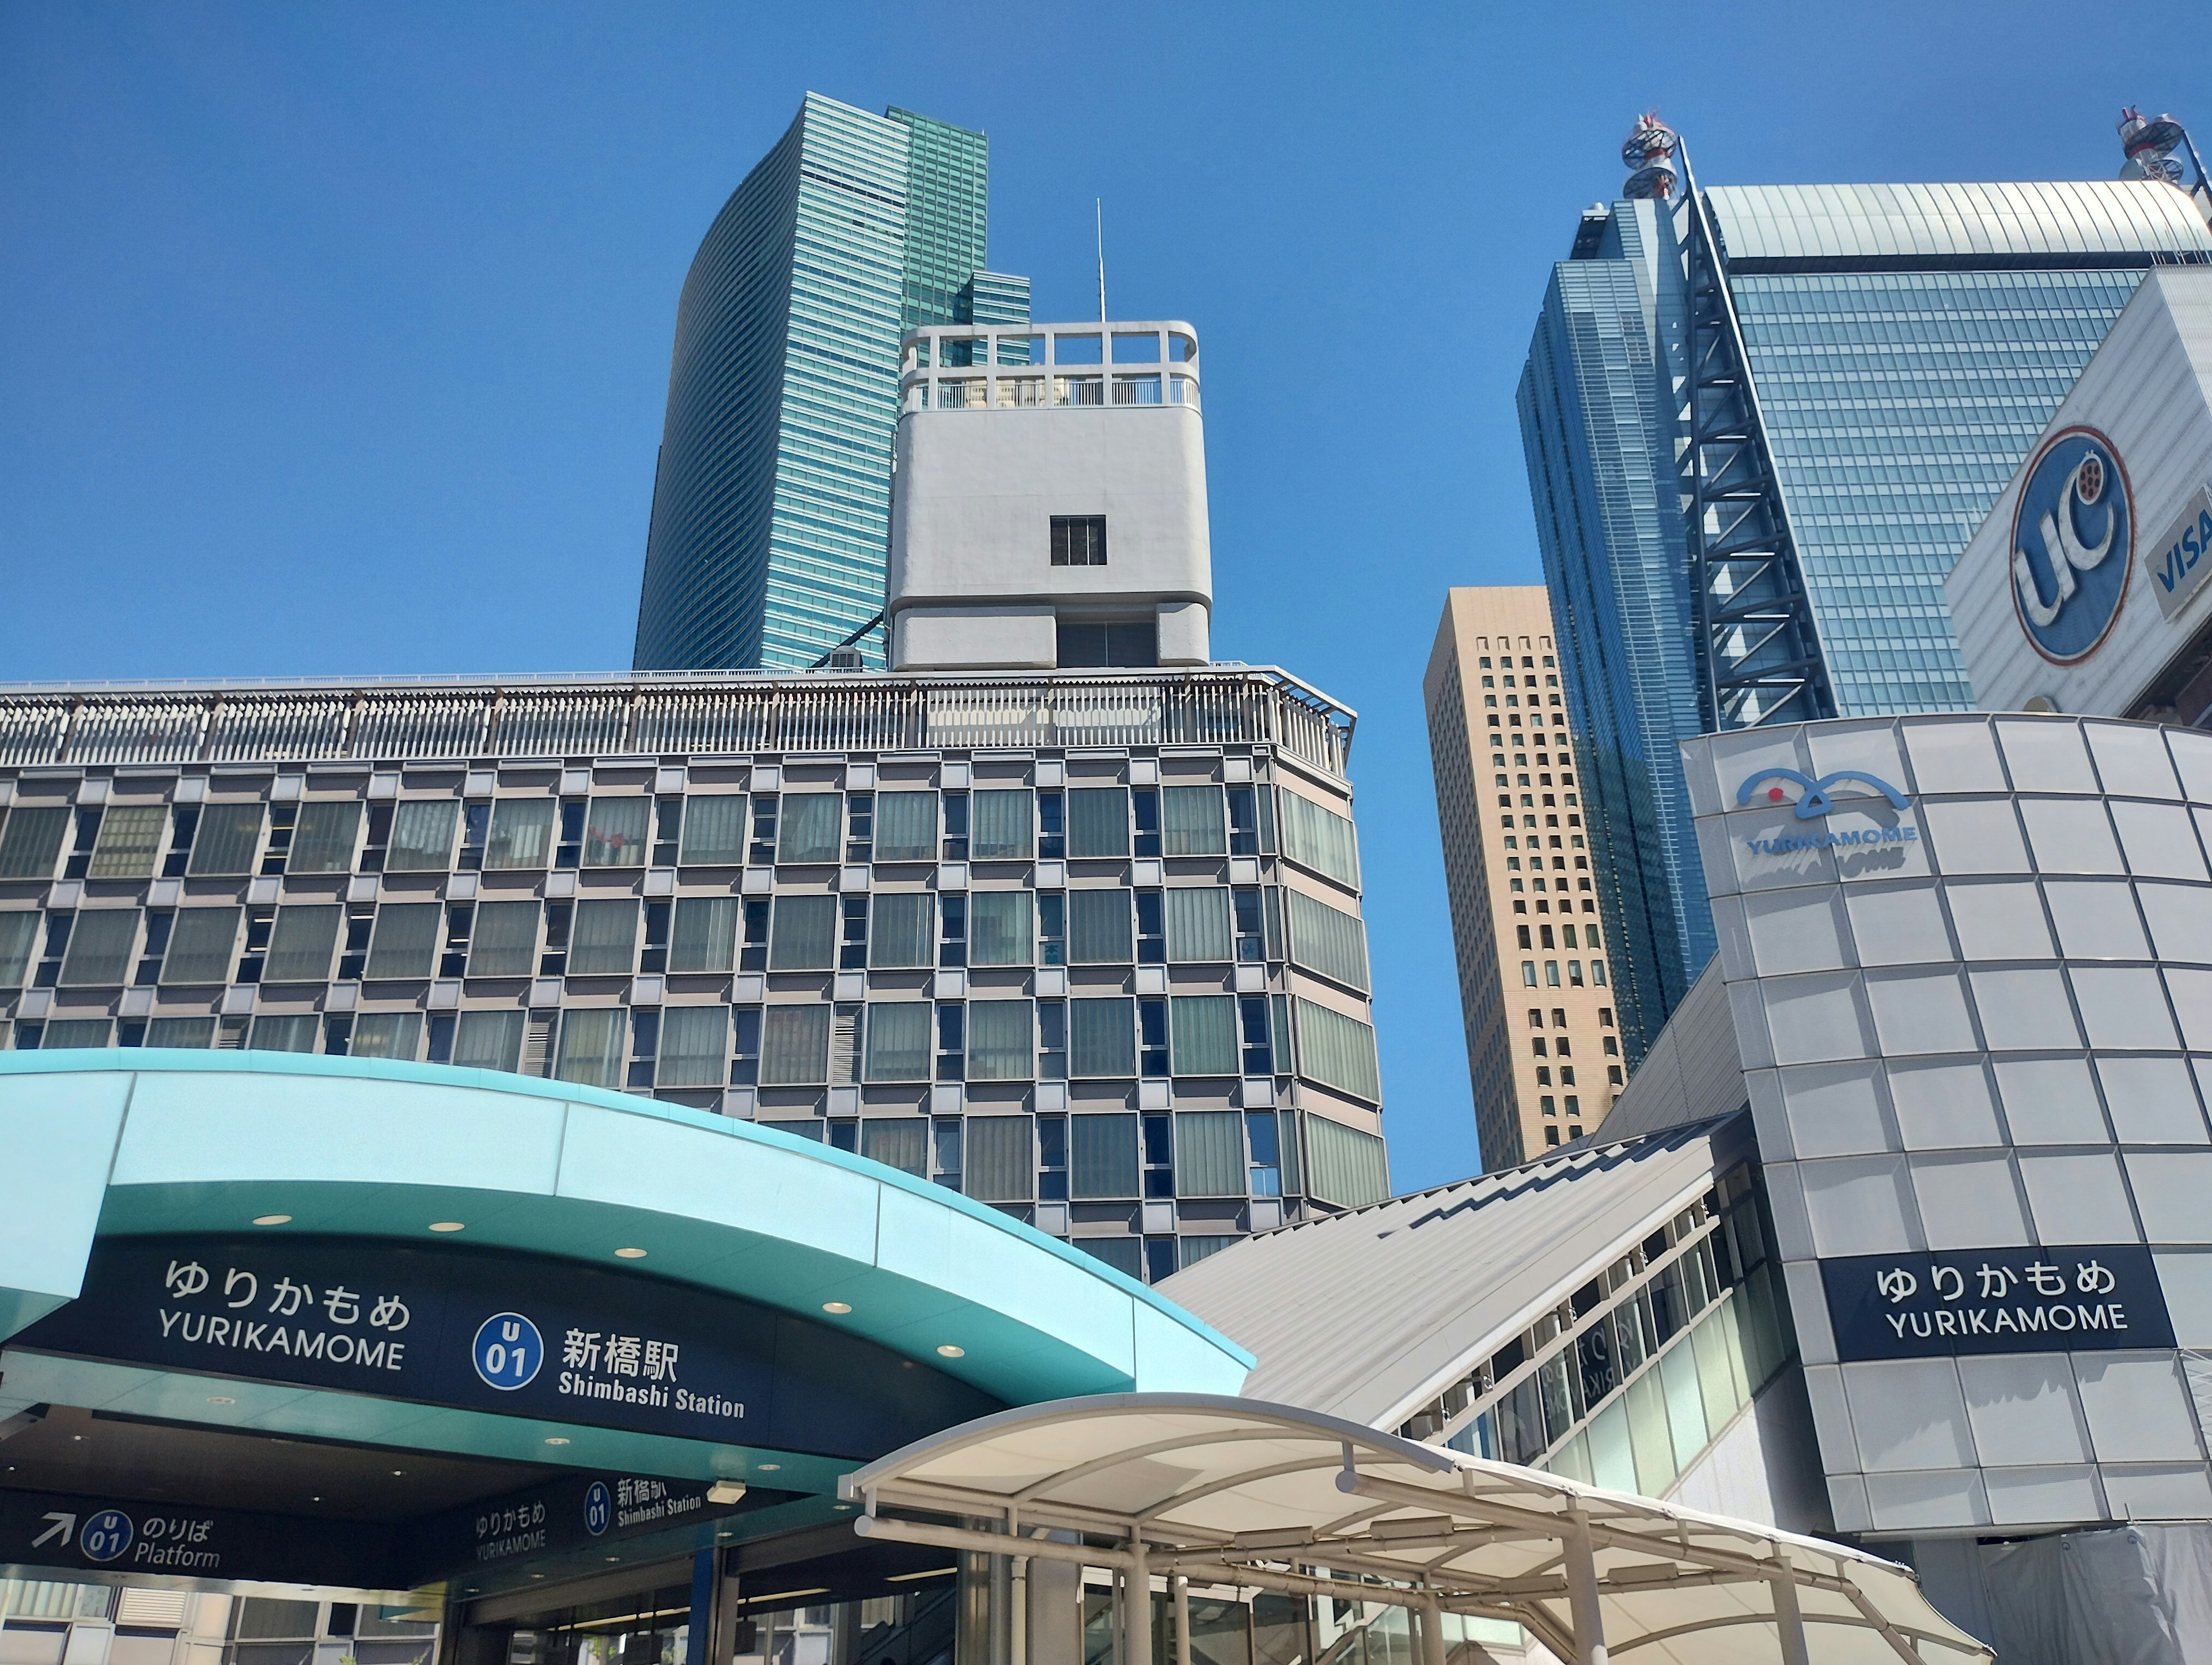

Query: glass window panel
[1277,790,1359,888]
[1286,890,1370,992]
[868,893,934,968]
[453,1009,526,1071]
[1169,995,1238,1077]
[146,1015,215,1049]
[769,894,837,970]
[1071,1113,1139,1198]
[162,907,241,985]
[1626,1367,1677,1496]
[483,799,556,870]
[289,800,363,874]
[584,798,650,867]
[970,790,1033,860]
[1165,888,1232,962]
[0,805,72,880]
[88,805,165,879]
[41,1018,113,1049]
[0,911,39,988]
[569,898,639,976]
[1069,889,1132,963]
[1292,998,1381,1101]
[968,890,1033,967]
[1071,996,1135,1078]
[350,1012,422,1061]
[188,803,265,877]
[776,794,842,864]
[669,896,737,973]
[1161,787,1226,855]
[1660,1340,1709,1461]
[965,1115,1033,1202]
[555,1008,626,1088]
[677,795,748,865]
[1176,1110,1244,1196]
[967,1000,1033,1081]
[658,1006,729,1087]
[467,900,540,978]
[365,902,440,980]
[1067,788,1130,858]
[761,1004,830,1084]
[861,1117,927,1175]
[1304,1114,1389,1207]
[873,791,938,862]
[263,905,340,984]
[249,1014,319,1053]
[59,909,138,987]
[385,801,458,872]
[865,1003,933,1080]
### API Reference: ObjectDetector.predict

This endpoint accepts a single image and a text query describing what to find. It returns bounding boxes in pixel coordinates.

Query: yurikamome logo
[2011,425,2134,663]
[1734,767,1916,855]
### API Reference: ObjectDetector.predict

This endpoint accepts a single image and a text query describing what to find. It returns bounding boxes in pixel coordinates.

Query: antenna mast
[1095,199,1107,323]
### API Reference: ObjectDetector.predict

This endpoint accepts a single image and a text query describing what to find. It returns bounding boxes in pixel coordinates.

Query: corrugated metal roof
[1158,1114,1755,1430]
[1707,180,2212,263]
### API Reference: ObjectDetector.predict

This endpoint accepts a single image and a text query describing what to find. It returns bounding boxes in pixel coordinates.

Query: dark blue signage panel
[0,1486,388,1586]
[16,1237,998,1459]
[1821,1244,2175,1361]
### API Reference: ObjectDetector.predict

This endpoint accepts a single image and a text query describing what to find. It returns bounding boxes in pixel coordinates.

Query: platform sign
[0,1488,387,1586]
[1821,1244,2175,1361]
[14,1236,997,1458]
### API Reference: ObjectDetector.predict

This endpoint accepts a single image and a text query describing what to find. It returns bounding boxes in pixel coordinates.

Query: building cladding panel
[0,670,1385,1285]
[1424,589,1626,1170]
[1685,711,2212,1541]
[1521,173,2212,1050]
[634,96,1028,678]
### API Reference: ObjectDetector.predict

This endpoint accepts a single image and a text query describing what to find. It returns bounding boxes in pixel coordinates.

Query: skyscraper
[1519,116,2212,1058]
[632,94,1030,676]
[1424,587,1623,1167]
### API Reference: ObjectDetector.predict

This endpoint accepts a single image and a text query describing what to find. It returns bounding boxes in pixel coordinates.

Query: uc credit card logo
[1736,768,1915,855]
[2010,426,2133,664]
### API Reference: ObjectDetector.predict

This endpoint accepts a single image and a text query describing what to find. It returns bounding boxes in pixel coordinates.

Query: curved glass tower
[633,94,1028,673]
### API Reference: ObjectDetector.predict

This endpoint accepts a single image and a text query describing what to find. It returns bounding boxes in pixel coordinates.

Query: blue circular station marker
[80,1510,134,1564]
[471,1312,545,1391]
[585,1480,612,1536]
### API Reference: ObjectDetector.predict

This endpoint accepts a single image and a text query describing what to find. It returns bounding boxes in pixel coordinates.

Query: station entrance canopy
[842,1395,1987,1665]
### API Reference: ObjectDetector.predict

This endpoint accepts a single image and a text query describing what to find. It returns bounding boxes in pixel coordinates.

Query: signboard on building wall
[1820,1245,2175,1362]
[2143,484,2212,621]
[14,1237,999,1458]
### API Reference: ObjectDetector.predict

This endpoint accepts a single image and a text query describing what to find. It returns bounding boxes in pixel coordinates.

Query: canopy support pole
[1172,1577,1190,1665]
[1769,1553,1810,1665]
[1127,1534,1152,1665]
[1416,1595,1445,1665]
[1562,1507,1608,1665]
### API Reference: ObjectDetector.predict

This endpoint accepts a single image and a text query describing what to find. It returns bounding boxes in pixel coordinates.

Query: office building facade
[1423,588,1623,1169]
[1519,122,2212,1059]
[632,95,1030,676]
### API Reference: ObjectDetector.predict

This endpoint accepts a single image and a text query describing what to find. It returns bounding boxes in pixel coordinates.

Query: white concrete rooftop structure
[889,322,1210,673]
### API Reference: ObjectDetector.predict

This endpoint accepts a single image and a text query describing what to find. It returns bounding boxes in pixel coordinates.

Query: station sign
[1821,1243,2175,1362]
[0,1486,387,1586]
[13,1235,998,1459]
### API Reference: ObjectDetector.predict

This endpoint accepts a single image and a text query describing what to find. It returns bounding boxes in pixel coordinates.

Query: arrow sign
[33,1512,75,1549]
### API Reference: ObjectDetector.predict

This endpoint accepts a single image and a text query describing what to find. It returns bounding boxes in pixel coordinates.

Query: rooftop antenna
[1096,199,1107,323]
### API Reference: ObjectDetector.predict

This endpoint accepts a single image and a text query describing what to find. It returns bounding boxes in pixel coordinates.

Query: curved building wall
[1684,712,2212,1539]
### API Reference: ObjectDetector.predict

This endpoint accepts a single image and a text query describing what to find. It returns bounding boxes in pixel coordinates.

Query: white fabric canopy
[840,1394,1988,1665]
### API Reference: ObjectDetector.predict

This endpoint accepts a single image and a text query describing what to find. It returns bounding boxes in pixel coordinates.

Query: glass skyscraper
[1520,163,2212,1061]
[633,94,1029,675]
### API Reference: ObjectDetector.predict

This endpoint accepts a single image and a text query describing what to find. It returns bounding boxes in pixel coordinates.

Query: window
[845,792,874,861]
[1039,891,1066,965]
[1240,995,1274,1075]
[263,905,340,984]
[938,894,967,967]
[387,801,458,871]
[839,894,868,968]
[1165,888,1232,963]
[767,894,836,971]
[1069,889,1132,962]
[88,805,165,878]
[777,794,842,864]
[967,1000,1033,1081]
[1135,890,1165,963]
[935,1003,964,1080]
[1071,1113,1138,1197]
[1305,1115,1389,1208]
[1233,889,1265,962]
[1170,995,1238,1077]
[187,802,264,877]
[969,890,1033,966]
[677,795,747,866]
[0,911,38,989]
[941,792,968,861]
[873,791,937,862]
[454,1010,525,1072]
[932,1118,963,1188]
[58,909,137,987]
[861,1117,927,1176]
[869,892,934,968]
[865,1003,932,1081]
[1039,999,1067,1079]
[1521,961,1537,987]
[1067,787,1130,857]
[1277,790,1359,888]
[1292,999,1381,1102]
[971,789,1033,859]
[288,800,363,874]
[570,898,639,976]
[760,1004,831,1084]
[1071,996,1135,1077]
[350,1012,421,1061]
[1139,996,1169,1077]
[1132,788,1161,856]
[1057,619,1157,667]
[965,1116,1033,1203]
[555,800,587,867]
[584,799,650,867]
[1285,889,1369,991]
[1176,1110,1244,1197]
[1050,514,1107,565]
[658,1006,729,1088]
[364,902,439,980]
[1247,1110,1283,1196]
[669,896,736,974]
[747,797,779,864]
[1546,960,1561,987]
[1162,787,1225,855]
[732,1007,762,1083]
[556,1008,626,1089]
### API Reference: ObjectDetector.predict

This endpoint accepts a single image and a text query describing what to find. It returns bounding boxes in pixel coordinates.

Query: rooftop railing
[0,667,1355,779]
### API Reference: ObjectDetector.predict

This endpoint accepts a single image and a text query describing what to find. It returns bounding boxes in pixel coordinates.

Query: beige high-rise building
[1423,587,1622,1169]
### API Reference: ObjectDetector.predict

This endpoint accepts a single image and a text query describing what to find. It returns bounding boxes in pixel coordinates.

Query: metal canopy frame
[1676,143,1837,733]
[840,1394,1989,1665]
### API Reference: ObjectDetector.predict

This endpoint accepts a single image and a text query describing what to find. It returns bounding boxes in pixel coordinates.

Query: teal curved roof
[0,1051,1251,1483]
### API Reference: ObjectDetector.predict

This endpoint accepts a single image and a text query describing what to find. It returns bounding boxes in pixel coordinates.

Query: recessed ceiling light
[207,1396,236,1405]
[429,1222,466,1233]
[71,1435,82,1442]
[936,1344,965,1358]
[834,1504,851,1512]
[614,1247,647,1259]
[253,1214,292,1226]
[756,1463,781,1472]
[605,1557,619,1562]
[391,1470,404,1477]
[544,1436,571,1446]
[313,1496,322,1503]
[822,1301,852,1314]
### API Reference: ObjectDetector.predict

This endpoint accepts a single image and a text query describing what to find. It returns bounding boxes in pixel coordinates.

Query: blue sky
[6,3,2209,1192]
